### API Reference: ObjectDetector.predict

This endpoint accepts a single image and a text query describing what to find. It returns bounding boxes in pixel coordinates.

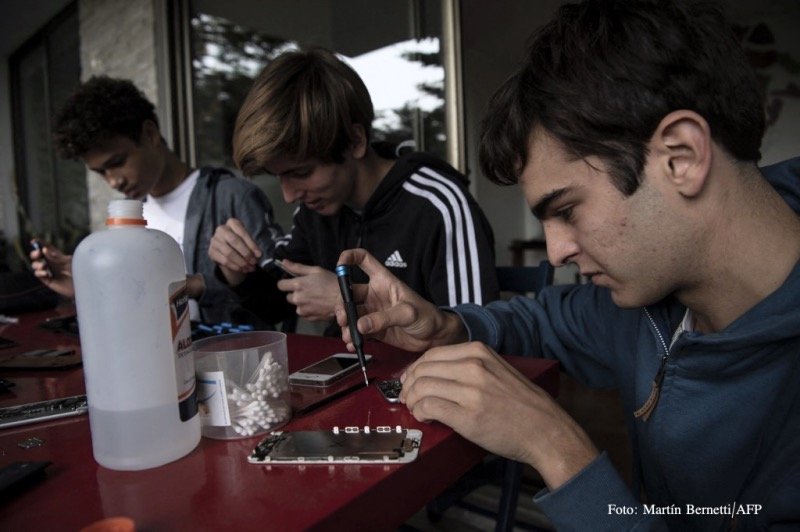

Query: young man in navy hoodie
[336,1,800,529]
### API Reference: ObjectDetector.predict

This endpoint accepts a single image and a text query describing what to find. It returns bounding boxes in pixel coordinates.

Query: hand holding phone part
[277,260,338,321]
[184,273,206,299]
[29,241,76,299]
[208,217,262,285]
[399,341,599,491]
[30,240,52,277]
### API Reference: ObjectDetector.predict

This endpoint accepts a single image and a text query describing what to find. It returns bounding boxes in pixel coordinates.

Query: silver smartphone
[288,353,372,386]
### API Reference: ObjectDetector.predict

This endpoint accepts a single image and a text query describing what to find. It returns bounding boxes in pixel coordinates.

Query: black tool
[0,461,52,498]
[335,265,368,387]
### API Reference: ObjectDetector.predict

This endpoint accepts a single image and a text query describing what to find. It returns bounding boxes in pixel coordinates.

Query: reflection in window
[189,1,445,170]
[10,5,87,255]
[351,38,445,155]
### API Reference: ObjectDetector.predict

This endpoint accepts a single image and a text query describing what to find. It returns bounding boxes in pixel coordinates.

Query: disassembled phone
[0,395,88,429]
[377,379,402,403]
[288,353,372,386]
[248,426,422,464]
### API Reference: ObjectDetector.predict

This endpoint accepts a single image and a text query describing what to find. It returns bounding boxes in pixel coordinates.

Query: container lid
[106,200,146,226]
[108,199,143,219]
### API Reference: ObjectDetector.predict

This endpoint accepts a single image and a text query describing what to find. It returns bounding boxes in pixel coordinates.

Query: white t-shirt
[142,169,200,252]
[143,169,201,319]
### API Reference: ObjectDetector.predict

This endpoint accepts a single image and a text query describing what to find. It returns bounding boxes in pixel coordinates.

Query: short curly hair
[53,76,159,159]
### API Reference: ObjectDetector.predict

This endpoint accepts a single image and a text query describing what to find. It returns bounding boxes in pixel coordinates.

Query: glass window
[11,4,86,253]
[188,0,445,172]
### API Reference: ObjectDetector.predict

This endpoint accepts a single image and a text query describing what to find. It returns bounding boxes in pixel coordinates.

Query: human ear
[650,110,711,198]
[349,124,368,159]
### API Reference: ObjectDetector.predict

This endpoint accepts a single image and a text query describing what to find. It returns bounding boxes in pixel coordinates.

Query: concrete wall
[0,0,72,259]
[462,0,800,275]
[727,0,800,165]
[0,63,19,247]
[461,0,562,269]
[78,0,161,231]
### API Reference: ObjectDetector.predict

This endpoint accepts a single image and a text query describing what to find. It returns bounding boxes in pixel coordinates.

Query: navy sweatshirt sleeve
[452,286,670,530]
[454,283,624,388]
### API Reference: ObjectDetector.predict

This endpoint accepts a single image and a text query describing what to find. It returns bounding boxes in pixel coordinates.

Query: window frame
[168,0,465,171]
[9,1,85,250]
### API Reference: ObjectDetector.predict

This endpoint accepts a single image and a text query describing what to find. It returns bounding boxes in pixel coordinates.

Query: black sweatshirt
[234,146,499,325]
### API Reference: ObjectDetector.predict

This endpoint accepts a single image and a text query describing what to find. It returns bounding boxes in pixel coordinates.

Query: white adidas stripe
[402,181,458,305]
[412,167,482,305]
[278,206,303,249]
[405,168,483,305]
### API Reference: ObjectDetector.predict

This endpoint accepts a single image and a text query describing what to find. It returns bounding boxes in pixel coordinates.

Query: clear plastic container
[72,199,200,470]
[194,331,291,439]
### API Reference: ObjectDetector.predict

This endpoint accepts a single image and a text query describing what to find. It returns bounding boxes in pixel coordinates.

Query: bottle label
[196,371,232,426]
[170,281,198,422]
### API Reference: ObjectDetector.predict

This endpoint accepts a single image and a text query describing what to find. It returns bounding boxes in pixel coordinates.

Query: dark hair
[479,0,765,194]
[54,76,159,159]
[233,47,374,176]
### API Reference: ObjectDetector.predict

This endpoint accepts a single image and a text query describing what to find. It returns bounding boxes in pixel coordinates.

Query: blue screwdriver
[335,265,369,387]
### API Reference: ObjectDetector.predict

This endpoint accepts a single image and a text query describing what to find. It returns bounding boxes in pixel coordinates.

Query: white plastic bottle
[72,199,200,470]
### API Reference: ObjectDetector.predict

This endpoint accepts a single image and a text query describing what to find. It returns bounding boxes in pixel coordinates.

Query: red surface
[0,308,558,531]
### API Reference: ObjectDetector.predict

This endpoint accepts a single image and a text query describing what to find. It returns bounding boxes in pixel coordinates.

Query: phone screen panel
[301,356,359,376]
[249,428,423,464]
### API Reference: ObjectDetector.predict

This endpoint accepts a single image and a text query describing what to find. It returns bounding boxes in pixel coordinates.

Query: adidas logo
[384,250,408,268]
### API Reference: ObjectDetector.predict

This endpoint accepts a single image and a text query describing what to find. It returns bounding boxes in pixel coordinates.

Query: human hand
[29,241,75,299]
[400,342,599,490]
[208,218,261,286]
[276,260,338,321]
[334,248,467,353]
[185,273,206,299]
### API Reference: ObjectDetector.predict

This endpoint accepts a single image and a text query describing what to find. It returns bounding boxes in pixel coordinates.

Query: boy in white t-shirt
[30,76,285,327]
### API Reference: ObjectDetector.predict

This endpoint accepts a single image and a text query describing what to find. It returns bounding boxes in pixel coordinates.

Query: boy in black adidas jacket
[209,48,498,327]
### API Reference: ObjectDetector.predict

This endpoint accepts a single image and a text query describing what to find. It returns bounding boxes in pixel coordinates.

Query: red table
[0,308,558,531]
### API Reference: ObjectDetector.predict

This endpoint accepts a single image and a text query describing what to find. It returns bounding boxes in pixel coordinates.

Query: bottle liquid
[72,199,200,470]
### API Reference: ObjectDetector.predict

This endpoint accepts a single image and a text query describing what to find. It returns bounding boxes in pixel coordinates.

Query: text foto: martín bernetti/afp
[608,503,762,517]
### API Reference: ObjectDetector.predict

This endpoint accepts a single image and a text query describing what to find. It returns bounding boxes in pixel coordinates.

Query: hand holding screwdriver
[335,265,369,387]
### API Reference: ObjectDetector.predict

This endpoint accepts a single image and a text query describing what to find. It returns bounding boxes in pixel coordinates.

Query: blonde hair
[233,47,374,176]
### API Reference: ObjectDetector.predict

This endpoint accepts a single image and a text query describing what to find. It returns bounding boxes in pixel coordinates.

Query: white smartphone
[288,353,372,386]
